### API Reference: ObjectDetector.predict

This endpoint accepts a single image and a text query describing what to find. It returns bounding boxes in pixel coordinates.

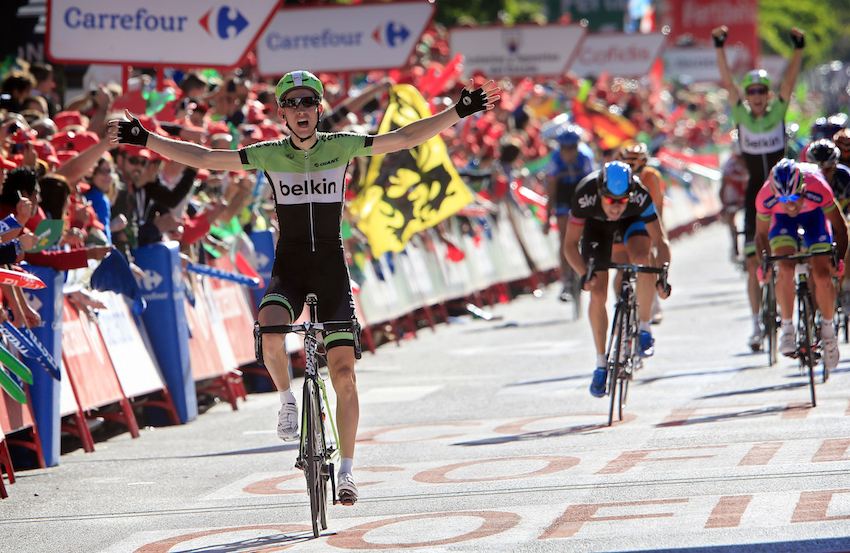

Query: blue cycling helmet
[556,125,582,147]
[598,161,634,199]
[770,158,804,197]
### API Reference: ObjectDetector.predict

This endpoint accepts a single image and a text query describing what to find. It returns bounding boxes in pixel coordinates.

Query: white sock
[781,320,793,332]
[596,354,607,367]
[339,458,353,476]
[639,321,651,333]
[752,314,761,330]
[279,389,296,404]
[822,320,835,338]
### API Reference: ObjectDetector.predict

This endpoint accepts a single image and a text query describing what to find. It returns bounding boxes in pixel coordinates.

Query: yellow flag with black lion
[349,84,473,257]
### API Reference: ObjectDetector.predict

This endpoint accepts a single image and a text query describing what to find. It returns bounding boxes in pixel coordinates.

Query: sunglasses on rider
[746,86,769,96]
[777,193,801,203]
[279,96,321,109]
[602,196,630,205]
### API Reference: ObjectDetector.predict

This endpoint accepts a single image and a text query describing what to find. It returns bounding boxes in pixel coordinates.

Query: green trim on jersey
[240,132,373,172]
[732,98,788,156]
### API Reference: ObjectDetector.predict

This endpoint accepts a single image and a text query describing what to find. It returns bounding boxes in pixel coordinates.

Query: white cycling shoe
[277,401,299,442]
[822,337,839,375]
[748,329,763,352]
[779,329,796,356]
[337,472,358,506]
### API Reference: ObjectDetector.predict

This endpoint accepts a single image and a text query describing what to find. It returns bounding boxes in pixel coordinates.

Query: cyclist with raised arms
[754,159,848,373]
[108,71,501,506]
[545,125,595,302]
[713,25,805,352]
[563,161,671,397]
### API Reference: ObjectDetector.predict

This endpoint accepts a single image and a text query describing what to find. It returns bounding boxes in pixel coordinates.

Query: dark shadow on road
[656,404,809,428]
[59,444,299,465]
[452,423,610,446]
[461,318,571,333]
[170,531,317,552]
[696,381,807,399]
[640,365,765,384]
[505,374,588,387]
[634,536,850,553]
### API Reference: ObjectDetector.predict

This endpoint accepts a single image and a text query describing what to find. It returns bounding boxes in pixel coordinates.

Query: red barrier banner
[61,299,126,410]
[185,276,230,381]
[0,391,33,434]
[665,0,758,70]
[209,257,257,365]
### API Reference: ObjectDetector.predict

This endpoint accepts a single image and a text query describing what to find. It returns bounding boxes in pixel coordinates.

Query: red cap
[51,129,100,153]
[56,150,79,166]
[206,121,230,136]
[121,145,153,159]
[10,128,37,144]
[53,110,85,130]
[258,123,284,141]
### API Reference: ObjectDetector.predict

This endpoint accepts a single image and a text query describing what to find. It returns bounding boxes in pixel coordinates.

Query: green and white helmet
[741,69,771,91]
[275,70,324,103]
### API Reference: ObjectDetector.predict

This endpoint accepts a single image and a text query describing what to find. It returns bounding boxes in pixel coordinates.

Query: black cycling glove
[713,30,727,48]
[790,32,805,49]
[455,87,488,118]
[117,115,150,146]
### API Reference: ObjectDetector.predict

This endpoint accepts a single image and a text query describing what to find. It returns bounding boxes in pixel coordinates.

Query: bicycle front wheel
[606,303,627,427]
[303,378,326,537]
[799,292,817,407]
[762,279,778,365]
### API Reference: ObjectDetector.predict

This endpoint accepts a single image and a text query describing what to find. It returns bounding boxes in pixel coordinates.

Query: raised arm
[779,28,806,102]
[107,110,243,172]
[370,81,500,156]
[712,26,741,106]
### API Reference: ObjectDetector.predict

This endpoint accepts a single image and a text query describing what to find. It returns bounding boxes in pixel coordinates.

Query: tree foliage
[758,0,846,66]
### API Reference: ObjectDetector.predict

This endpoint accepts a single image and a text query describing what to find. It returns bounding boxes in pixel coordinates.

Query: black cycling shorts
[580,217,650,268]
[259,242,356,350]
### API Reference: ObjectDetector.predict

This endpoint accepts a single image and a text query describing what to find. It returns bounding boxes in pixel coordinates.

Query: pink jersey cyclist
[756,162,836,252]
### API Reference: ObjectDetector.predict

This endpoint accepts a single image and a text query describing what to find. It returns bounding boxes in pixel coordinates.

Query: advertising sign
[450,24,586,78]
[666,0,758,71]
[568,32,665,78]
[257,2,433,76]
[47,0,280,68]
[664,46,748,82]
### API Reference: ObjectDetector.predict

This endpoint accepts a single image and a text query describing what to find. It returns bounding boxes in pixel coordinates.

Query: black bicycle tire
[800,292,817,407]
[607,303,625,427]
[304,378,321,538]
[310,381,329,531]
[763,280,778,365]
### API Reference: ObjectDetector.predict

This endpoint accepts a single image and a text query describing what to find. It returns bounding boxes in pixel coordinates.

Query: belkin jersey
[239,132,373,249]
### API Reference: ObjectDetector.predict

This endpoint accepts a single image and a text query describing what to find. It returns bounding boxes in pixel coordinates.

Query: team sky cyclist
[713,25,805,353]
[619,141,666,323]
[108,71,501,506]
[754,159,848,374]
[545,125,595,302]
[563,161,671,397]
[806,139,850,212]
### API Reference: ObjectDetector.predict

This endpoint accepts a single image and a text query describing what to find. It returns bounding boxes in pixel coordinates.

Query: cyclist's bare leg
[258,305,293,390]
[326,346,359,461]
[774,249,797,322]
[587,269,610,356]
[811,255,836,320]
[625,235,653,324]
[745,256,761,318]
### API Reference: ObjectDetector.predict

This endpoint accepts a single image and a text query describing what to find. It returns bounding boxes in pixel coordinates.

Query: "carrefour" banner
[47,0,280,68]
[257,1,433,76]
[568,32,666,78]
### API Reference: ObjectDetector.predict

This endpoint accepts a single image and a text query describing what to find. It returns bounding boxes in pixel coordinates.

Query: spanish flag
[350,84,473,257]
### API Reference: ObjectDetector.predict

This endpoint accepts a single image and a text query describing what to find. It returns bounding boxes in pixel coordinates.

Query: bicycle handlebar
[257,320,355,335]
[583,259,670,294]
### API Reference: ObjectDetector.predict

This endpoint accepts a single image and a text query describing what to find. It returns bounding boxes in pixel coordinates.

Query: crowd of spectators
[0,22,822,327]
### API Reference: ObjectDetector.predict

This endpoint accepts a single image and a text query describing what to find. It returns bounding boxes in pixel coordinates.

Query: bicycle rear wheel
[799,292,817,407]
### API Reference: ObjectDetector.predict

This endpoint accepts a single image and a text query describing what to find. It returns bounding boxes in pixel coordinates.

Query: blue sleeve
[87,191,112,243]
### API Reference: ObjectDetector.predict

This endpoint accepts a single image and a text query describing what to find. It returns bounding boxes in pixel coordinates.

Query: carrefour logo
[199,6,249,39]
[372,21,410,47]
[138,270,164,292]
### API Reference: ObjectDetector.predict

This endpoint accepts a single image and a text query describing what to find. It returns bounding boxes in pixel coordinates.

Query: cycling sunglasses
[746,86,769,96]
[602,196,630,205]
[279,96,321,109]
[777,193,801,203]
